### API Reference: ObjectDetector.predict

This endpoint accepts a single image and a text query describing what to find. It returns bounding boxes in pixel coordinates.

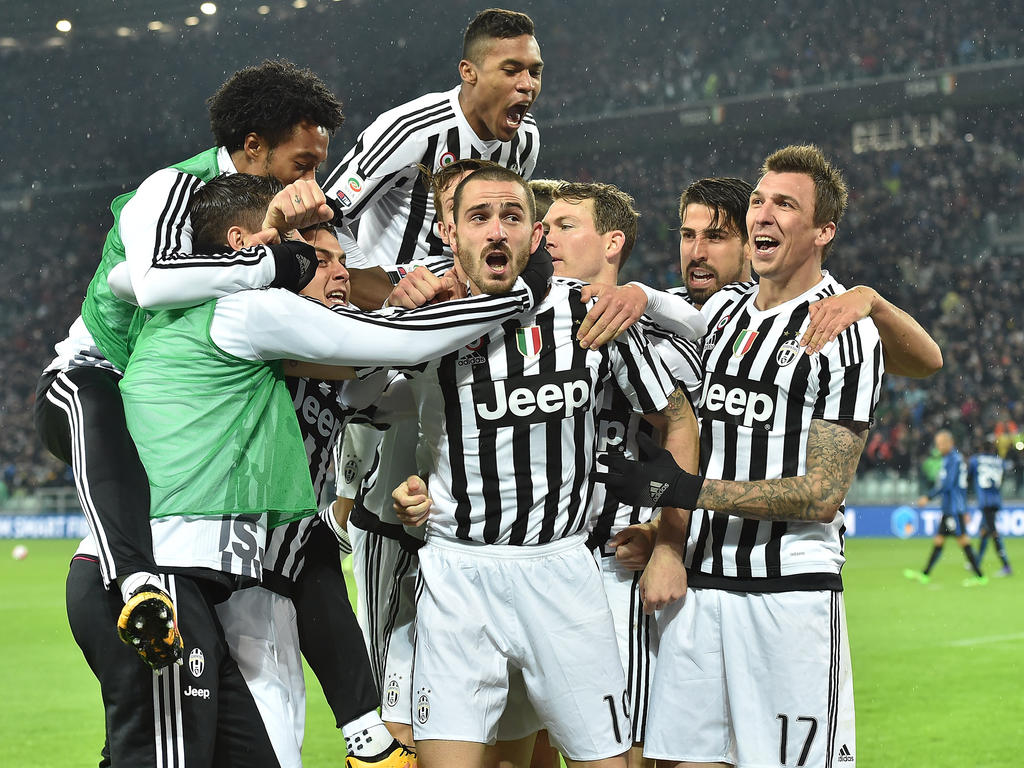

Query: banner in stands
[0,514,91,539]
[846,505,1024,538]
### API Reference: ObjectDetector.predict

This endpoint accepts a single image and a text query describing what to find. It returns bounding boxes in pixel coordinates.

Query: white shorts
[350,522,419,725]
[413,535,630,762]
[646,588,856,767]
[601,554,658,745]
[216,586,305,768]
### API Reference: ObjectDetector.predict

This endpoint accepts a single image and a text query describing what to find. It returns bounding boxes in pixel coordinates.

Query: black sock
[994,535,1011,569]
[924,545,943,575]
[977,534,989,562]
[963,544,983,577]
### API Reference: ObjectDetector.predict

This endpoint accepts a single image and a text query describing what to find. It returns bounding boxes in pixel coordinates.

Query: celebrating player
[324,8,542,267]
[392,166,697,768]
[36,59,344,670]
[598,145,885,768]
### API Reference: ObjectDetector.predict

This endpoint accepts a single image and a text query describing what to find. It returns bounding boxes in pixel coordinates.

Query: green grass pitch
[1,537,1021,766]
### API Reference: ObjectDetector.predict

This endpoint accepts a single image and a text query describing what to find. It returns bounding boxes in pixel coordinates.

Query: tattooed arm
[598,418,868,525]
[695,419,867,522]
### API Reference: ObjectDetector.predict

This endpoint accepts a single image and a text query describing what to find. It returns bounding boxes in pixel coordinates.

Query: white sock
[341,710,394,757]
[118,572,165,605]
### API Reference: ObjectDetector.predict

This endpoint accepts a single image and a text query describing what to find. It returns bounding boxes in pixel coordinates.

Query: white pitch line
[947,632,1024,647]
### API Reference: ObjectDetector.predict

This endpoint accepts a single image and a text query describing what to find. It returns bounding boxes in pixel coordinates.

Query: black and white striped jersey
[405,279,676,546]
[324,85,540,268]
[685,273,885,592]
[641,285,709,404]
[261,372,410,595]
[587,324,704,555]
[347,412,427,553]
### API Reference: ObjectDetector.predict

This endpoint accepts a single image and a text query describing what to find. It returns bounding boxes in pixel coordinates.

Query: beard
[456,239,530,295]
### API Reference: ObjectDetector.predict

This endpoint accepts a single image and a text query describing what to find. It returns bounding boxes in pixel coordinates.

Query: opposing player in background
[324,8,542,267]
[969,438,1013,575]
[36,59,344,669]
[905,429,986,585]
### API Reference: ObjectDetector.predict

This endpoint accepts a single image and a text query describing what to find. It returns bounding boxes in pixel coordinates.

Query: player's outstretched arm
[598,419,868,523]
[696,419,867,522]
[120,169,319,309]
[239,276,539,370]
[577,283,708,349]
[801,285,942,378]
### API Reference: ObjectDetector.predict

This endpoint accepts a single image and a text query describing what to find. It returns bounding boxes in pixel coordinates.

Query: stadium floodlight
[200,3,217,15]
[147,21,164,31]
[55,19,72,33]
[257,5,270,14]
[293,0,308,8]
[116,26,133,37]
[184,16,200,26]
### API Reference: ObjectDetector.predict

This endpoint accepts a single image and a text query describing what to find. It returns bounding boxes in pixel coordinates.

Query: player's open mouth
[687,267,716,286]
[506,103,528,129]
[485,250,510,275]
[754,235,780,254]
[326,288,347,306]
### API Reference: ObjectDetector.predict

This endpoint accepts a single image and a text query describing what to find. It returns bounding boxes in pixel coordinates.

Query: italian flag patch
[732,329,758,358]
[516,325,542,357]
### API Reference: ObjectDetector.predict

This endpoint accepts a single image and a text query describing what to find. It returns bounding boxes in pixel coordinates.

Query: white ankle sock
[118,572,164,604]
[341,710,394,757]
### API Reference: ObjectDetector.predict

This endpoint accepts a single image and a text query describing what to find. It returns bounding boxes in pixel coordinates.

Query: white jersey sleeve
[630,282,708,340]
[211,283,537,368]
[322,99,436,230]
[812,317,885,424]
[119,167,278,309]
[607,325,677,415]
[334,422,381,499]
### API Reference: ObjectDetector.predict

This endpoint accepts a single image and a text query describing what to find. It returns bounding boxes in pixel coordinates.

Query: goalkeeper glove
[594,432,704,509]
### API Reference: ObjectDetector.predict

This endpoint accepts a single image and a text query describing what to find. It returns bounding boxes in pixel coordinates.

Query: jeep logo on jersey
[474,370,592,428]
[596,417,627,452]
[189,647,205,678]
[700,372,775,429]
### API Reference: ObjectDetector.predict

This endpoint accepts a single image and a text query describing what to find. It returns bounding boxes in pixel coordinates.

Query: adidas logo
[838,743,854,762]
[648,481,669,506]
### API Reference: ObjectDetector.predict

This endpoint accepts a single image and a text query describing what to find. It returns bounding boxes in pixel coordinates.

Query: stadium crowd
[2,0,1024,497]
[3,0,1021,187]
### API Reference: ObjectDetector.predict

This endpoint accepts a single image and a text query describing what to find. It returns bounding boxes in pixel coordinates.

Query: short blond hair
[552,182,640,266]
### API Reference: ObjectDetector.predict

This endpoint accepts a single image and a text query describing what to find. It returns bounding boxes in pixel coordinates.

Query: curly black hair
[207,59,344,152]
